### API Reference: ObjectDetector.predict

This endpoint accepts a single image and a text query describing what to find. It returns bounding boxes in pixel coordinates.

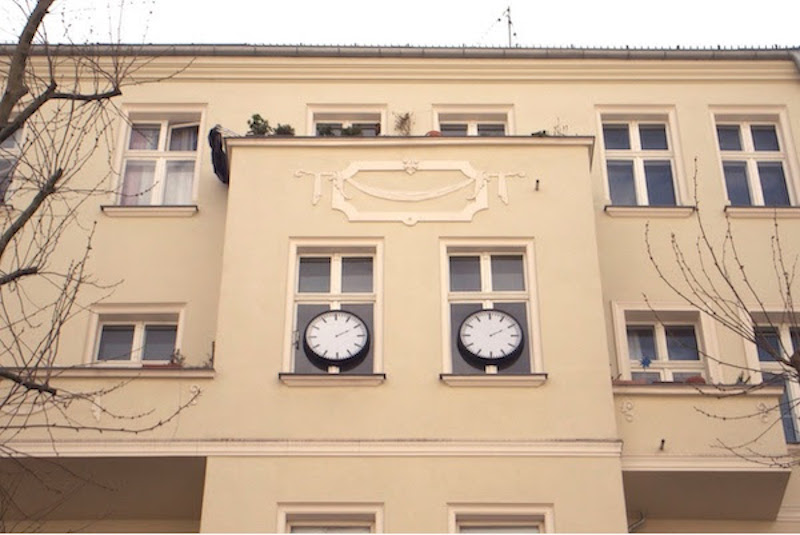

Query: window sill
[278,373,386,386]
[439,373,548,387]
[101,205,199,218]
[612,382,783,396]
[23,366,215,379]
[603,205,696,218]
[724,206,800,219]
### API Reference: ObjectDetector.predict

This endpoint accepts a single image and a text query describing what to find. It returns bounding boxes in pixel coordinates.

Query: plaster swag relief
[295,159,526,225]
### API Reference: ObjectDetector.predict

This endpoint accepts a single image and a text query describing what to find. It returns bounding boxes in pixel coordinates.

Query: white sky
[2,0,799,48]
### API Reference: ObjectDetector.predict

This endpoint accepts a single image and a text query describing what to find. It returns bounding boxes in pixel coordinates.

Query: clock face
[303,309,370,368]
[457,308,524,367]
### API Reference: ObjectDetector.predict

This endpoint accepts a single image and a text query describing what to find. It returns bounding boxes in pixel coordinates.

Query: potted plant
[274,123,295,136]
[247,114,273,136]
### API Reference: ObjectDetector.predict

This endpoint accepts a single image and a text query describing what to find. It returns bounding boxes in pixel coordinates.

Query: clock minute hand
[488,328,505,337]
[335,328,352,338]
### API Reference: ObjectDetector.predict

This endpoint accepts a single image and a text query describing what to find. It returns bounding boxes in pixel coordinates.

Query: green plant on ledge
[341,124,363,137]
[247,114,273,136]
[274,123,295,136]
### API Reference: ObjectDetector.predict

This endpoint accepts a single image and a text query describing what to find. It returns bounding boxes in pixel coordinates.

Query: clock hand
[489,329,505,337]
[335,328,352,338]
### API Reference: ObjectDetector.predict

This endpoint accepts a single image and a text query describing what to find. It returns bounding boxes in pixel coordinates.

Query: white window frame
[597,108,686,206]
[307,105,387,137]
[448,504,554,533]
[282,239,384,376]
[433,105,514,136]
[278,503,383,533]
[440,239,542,375]
[115,105,205,206]
[611,302,721,383]
[712,108,799,207]
[85,303,186,367]
[741,313,800,443]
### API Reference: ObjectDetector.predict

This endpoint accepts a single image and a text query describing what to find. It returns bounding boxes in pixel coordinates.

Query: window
[601,120,678,206]
[309,107,384,137]
[715,120,794,206]
[449,505,553,534]
[119,113,200,206]
[92,311,181,366]
[436,111,509,137]
[0,128,22,201]
[444,244,537,376]
[286,242,382,377]
[278,504,382,533]
[612,304,720,384]
[753,323,800,443]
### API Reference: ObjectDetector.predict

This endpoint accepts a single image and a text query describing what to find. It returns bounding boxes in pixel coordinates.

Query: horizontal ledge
[613,383,783,396]
[439,373,548,387]
[603,205,696,218]
[6,438,623,458]
[724,206,800,219]
[29,366,216,379]
[101,205,199,217]
[279,373,386,386]
[622,454,791,472]
[227,135,595,149]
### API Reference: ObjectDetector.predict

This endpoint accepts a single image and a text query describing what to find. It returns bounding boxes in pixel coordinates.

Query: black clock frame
[302,309,371,371]
[456,308,525,370]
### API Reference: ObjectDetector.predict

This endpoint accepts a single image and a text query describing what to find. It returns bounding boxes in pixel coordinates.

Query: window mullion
[480,254,492,292]
[655,323,669,362]
[634,158,648,205]
[132,322,146,363]
[153,158,166,204]
[747,159,765,205]
[158,121,168,152]
[330,255,343,295]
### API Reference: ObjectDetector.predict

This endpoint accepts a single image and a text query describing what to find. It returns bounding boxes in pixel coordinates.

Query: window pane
[490,255,525,291]
[627,326,656,361]
[0,159,14,201]
[97,325,135,361]
[665,326,699,361]
[643,160,676,205]
[752,125,780,151]
[672,372,704,382]
[716,125,742,151]
[164,161,195,204]
[121,160,155,205]
[342,257,373,293]
[316,123,342,136]
[722,161,751,205]
[639,124,668,150]
[477,123,506,136]
[142,325,177,361]
[602,124,630,150]
[0,130,19,150]
[631,371,662,383]
[757,162,790,206]
[763,372,798,443]
[755,326,781,362]
[129,124,160,150]
[169,125,198,151]
[441,123,468,137]
[607,160,636,205]
[298,257,331,293]
[791,328,800,353]
[449,256,481,291]
[353,123,380,137]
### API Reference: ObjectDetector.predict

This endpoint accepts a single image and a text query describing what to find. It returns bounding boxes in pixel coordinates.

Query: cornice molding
[8,438,623,458]
[622,454,791,473]
[613,383,783,397]
[226,136,595,149]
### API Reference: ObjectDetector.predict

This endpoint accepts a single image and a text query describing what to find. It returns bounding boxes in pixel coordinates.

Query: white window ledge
[101,205,199,218]
[724,206,800,219]
[612,382,783,396]
[278,373,386,386]
[604,205,696,218]
[13,366,215,379]
[439,373,548,387]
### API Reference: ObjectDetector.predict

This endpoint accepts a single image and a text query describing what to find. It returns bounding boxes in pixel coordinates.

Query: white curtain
[121,161,155,205]
[164,161,194,204]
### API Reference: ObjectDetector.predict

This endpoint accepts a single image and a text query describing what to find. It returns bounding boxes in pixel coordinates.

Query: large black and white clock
[457,308,524,369]
[303,309,370,370]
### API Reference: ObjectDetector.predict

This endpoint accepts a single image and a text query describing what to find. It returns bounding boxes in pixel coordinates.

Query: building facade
[3,45,800,532]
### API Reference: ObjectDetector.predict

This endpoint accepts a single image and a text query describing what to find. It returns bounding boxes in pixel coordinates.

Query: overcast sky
[2,0,799,49]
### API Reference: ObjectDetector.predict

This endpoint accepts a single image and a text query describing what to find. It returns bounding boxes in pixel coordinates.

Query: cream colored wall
[200,456,628,533]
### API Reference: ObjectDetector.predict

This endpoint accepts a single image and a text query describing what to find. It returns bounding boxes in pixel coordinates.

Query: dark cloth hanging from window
[208,125,229,184]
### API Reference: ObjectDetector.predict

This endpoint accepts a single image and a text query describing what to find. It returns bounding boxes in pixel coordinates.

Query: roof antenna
[499,6,517,47]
